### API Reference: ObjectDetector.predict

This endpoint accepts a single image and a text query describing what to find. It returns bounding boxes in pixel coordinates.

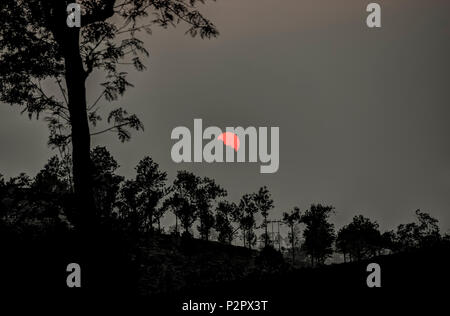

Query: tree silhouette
[254,186,274,248]
[415,209,441,248]
[90,146,124,222]
[336,215,381,262]
[1,159,71,236]
[396,223,419,251]
[0,0,218,232]
[154,201,169,233]
[28,159,70,231]
[396,209,441,251]
[135,157,168,233]
[380,230,397,254]
[215,201,237,244]
[282,207,301,264]
[196,177,226,241]
[301,204,335,266]
[117,178,141,231]
[168,171,202,237]
[169,193,195,237]
[238,193,259,249]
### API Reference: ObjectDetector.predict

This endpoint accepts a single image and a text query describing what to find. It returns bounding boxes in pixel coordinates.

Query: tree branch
[56,78,68,106]
[81,0,117,27]
[88,91,106,111]
[90,122,130,136]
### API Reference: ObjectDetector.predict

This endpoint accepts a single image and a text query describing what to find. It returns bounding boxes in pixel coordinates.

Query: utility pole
[267,220,283,251]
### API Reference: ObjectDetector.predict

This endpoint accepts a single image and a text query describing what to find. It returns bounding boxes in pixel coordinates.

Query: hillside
[1,229,449,312]
[150,241,450,313]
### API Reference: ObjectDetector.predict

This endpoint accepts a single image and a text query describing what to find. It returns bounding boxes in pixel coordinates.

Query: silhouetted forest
[1,148,449,303]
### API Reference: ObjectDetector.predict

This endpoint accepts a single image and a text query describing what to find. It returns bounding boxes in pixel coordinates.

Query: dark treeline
[0,147,274,250]
[1,147,448,269]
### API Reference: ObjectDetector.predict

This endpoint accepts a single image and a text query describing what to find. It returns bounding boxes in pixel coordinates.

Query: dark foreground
[1,230,448,313]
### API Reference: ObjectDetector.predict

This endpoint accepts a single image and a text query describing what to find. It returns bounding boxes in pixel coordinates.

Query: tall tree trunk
[48,0,96,232]
[60,27,97,232]
[45,2,133,295]
[51,20,101,293]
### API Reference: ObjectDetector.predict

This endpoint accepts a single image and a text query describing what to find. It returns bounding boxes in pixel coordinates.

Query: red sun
[218,132,240,152]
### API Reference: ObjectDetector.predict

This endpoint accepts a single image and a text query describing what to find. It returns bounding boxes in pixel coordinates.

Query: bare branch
[116,23,153,35]
[56,78,68,106]
[88,90,106,111]
[90,122,130,136]
[33,80,70,122]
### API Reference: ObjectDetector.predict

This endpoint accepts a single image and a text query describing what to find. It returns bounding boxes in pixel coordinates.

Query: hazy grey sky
[1,0,449,233]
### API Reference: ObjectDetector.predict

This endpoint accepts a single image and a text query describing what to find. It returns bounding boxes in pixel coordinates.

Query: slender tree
[238,193,259,249]
[134,157,167,233]
[168,171,201,237]
[254,186,274,248]
[117,179,140,230]
[282,207,301,264]
[196,177,226,241]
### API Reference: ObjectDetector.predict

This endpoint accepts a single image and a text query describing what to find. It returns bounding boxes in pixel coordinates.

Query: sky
[1,0,449,235]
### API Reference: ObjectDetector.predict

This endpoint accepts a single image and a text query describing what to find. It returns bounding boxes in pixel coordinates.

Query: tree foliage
[301,204,335,266]
[0,0,218,149]
[215,201,237,244]
[335,215,381,262]
[395,209,441,251]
